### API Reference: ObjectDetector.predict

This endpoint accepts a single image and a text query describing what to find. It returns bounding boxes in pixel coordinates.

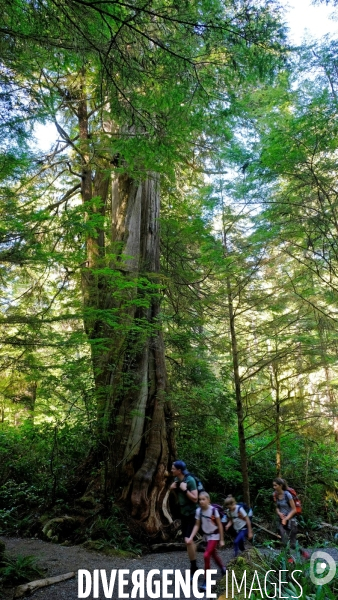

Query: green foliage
[246,434,338,522]
[0,554,44,584]
[87,509,142,556]
[0,0,337,543]
[219,548,338,600]
[261,547,338,600]
[0,421,91,531]
[0,508,20,535]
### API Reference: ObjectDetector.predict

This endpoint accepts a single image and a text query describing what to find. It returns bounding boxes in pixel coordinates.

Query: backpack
[184,472,205,493]
[273,487,302,514]
[226,503,253,523]
[197,504,224,534]
[212,503,226,522]
[238,502,253,522]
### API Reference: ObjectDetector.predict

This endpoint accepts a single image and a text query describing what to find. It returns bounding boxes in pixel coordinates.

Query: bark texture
[75,83,175,534]
[80,162,175,533]
[106,173,175,533]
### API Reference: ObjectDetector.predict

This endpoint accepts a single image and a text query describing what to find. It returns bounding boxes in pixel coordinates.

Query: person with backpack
[224,495,253,556]
[170,460,199,576]
[272,478,310,561]
[186,491,227,591]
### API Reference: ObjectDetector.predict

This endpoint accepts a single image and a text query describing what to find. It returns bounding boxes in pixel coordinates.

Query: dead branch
[151,538,205,552]
[253,521,281,539]
[13,572,75,598]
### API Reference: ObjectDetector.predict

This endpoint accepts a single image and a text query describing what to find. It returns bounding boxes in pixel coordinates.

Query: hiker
[186,491,226,591]
[170,460,199,576]
[273,478,310,561]
[224,495,253,556]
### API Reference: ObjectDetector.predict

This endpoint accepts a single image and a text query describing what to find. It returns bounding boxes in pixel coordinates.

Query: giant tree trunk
[84,172,176,534]
[103,173,175,533]
[77,90,175,534]
[81,161,175,533]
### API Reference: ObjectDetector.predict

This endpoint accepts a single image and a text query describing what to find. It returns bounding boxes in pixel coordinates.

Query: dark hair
[273,478,287,490]
[173,460,188,474]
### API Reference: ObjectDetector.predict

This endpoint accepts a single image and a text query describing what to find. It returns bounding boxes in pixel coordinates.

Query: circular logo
[310,551,336,586]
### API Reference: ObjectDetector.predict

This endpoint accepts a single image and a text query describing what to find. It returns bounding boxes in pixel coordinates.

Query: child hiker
[224,495,253,556]
[186,491,226,591]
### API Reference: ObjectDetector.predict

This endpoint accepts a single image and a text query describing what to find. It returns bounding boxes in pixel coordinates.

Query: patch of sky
[31,121,58,153]
[285,0,338,45]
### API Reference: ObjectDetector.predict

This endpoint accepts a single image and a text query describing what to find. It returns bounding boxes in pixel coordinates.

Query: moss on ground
[217,548,267,600]
[82,540,138,558]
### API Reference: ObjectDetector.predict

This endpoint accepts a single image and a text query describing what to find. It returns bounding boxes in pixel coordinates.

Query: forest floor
[1,536,338,600]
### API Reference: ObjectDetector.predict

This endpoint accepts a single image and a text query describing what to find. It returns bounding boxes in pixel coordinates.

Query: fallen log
[320,522,338,531]
[151,542,188,552]
[252,521,281,539]
[13,571,75,598]
[151,539,205,552]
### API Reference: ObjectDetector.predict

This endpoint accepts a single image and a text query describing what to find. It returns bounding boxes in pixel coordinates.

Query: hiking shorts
[181,514,196,538]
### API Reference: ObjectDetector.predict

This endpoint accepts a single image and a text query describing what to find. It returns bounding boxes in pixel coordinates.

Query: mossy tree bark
[78,98,175,535]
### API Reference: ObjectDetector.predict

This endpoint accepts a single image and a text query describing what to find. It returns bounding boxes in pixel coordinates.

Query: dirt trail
[0,536,233,600]
[1,537,338,600]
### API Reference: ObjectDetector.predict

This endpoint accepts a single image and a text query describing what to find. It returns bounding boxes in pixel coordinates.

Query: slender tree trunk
[317,317,338,442]
[220,191,251,506]
[24,381,37,424]
[271,364,281,476]
[226,273,251,507]
[324,365,338,442]
[303,445,310,511]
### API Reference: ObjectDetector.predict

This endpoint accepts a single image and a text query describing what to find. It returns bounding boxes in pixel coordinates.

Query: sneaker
[221,567,227,575]
[287,557,295,564]
[301,550,310,560]
[199,580,207,592]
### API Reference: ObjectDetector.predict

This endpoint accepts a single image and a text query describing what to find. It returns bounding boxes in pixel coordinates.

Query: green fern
[0,554,44,584]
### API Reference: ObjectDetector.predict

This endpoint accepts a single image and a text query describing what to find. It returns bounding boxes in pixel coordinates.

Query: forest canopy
[1,0,338,545]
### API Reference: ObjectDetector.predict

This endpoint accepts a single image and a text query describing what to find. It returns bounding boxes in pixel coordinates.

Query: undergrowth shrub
[0,421,90,535]
[87,507,142,555]
[0,422,89,506]
[0,554,44,585]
